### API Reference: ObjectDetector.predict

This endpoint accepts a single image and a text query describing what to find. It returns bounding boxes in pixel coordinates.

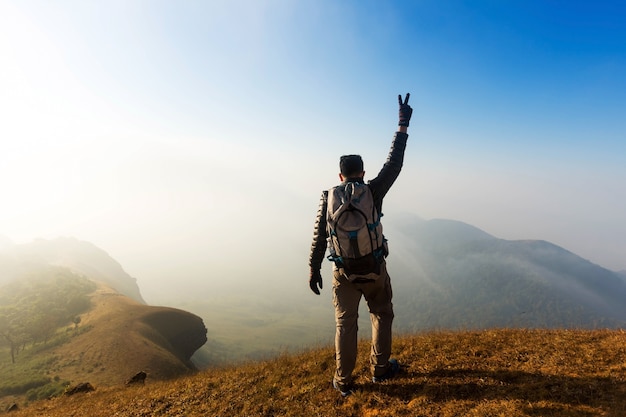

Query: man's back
[307,93,413,397]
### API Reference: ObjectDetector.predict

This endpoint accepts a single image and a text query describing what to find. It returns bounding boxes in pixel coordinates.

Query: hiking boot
[372,358,400,383]
[332,379,354,397]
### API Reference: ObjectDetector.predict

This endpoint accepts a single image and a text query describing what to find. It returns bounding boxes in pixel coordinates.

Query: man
[308,93,413,397]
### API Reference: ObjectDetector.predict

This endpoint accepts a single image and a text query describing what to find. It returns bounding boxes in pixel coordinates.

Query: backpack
[326,182,387,281]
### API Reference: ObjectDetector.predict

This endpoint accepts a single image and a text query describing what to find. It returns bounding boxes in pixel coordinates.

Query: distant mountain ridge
[385,214,626,331]
[0,237,145,303]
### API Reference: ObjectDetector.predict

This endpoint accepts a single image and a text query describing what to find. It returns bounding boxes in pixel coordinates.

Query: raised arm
[368,94,413,208]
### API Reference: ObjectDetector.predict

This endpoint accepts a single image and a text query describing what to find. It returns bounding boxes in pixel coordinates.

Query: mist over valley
[3,213,625,380]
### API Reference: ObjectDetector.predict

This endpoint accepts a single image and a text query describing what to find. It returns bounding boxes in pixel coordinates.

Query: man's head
[339,154,364,181]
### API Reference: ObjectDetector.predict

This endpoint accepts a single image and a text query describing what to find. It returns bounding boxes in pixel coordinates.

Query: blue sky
[1,1,625,299]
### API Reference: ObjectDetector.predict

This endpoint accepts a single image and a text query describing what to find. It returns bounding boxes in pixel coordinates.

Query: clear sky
[1,1,625,301]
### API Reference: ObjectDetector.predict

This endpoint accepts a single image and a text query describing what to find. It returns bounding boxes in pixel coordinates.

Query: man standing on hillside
[308,94,412,397]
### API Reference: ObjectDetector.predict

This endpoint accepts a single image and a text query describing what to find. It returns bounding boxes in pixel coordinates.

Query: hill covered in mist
[0,237,145,303]
[387,214,626,331]
[0,241,207,403]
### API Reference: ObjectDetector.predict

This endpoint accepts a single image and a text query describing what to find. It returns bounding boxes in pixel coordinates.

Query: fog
[2,0,626,313]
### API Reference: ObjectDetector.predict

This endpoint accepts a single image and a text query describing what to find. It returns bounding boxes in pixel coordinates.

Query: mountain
[385,214,626,331]
[0,237,145,303]
[0,241,207,402]
[3,216,625,375]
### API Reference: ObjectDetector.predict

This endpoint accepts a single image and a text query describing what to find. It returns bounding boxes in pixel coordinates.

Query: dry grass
[41,284,201,387]
[9,328,626,416]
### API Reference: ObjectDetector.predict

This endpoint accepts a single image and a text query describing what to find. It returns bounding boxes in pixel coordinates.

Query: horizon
[1,1,625,301]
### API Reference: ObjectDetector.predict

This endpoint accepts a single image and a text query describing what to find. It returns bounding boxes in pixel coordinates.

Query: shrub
[0,377,50,397]
[26,380,69,401]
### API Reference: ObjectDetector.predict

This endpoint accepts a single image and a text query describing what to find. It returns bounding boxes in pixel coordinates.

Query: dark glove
[398,93,412,127]
[309,269,323,295]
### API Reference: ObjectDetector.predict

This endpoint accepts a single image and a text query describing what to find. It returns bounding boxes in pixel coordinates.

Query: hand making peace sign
[398,93,412,127]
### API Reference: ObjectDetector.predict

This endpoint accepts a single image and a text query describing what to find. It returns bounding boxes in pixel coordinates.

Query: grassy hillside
[6,329,626,416]
[1,278,206,406]
[43,283,206,386]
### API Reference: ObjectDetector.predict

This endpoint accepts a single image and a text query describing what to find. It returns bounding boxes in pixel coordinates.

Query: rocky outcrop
[64,383,95,396]
[125,371,148,386]
[50,284,207,386]
[139,309,208,363]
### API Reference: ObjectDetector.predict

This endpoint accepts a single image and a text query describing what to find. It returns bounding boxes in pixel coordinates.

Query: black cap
[340,155,363,177]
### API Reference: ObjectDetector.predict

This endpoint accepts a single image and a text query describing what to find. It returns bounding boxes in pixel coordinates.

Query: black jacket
[308,131,409,272]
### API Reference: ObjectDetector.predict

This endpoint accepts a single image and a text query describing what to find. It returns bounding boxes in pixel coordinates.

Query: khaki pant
[332,261,394,386]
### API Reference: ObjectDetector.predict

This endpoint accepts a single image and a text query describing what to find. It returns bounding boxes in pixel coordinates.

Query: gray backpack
[326,182,386,281]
